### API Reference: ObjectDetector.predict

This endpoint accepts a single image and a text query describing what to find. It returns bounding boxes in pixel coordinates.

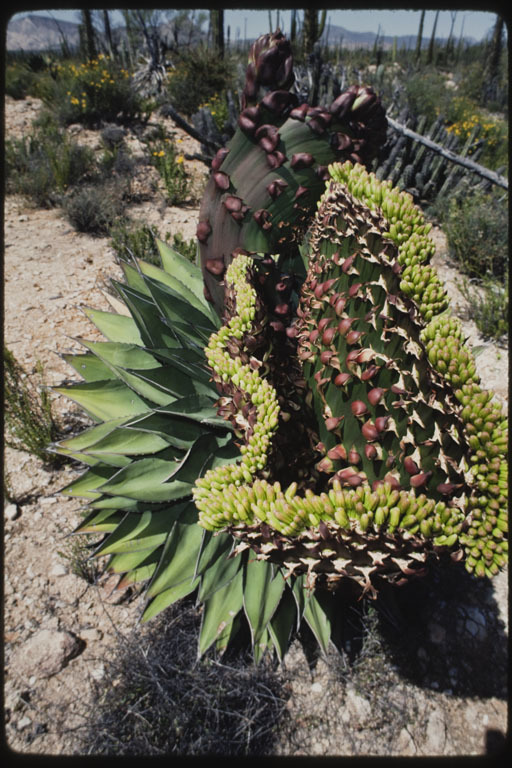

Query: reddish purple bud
[286,324,298,339]
[347,474,363,487]
[196,220,211,243]
[410,471,432,488]
[211,147,230,171]
[351,400,367,417]
[361,365,380,381]
[375,416,389,433]
[322,326,336,345]
[404,457,420,475]
[391,384,407,395]
[274,303,290,316]
[213,171,230,190]
[329,90,357,118]
[270,320,285,332]
[253,209,272,230]
[367,387,385,406]
[333,132,353,152]
[267,178,288,199]
[333,373,350,388]
[346,329,363,345]
[289,103,309,121]
[348,449,361,465]
[205,259,225,276]
[384,473,402,491]
[328,444,348,461]
[338,317,354,335]
[325,416,343,431]
[294,185,309,199]
[261,89,297,115]
[223,195,243,213]
[309,329,320,343]
[291,152,314,169]
[318,317,331,332]
[335,297,347,315]
[348,282,363,298]
[266,150,287,169]
[437,483,459,496]
[362,421,379,441]
[342,254,356,273]
[365,443,378,460]
[320,350,334,364]
[238,113,256,133]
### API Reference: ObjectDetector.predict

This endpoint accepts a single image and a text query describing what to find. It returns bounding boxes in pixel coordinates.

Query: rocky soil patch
[3,95,508,756]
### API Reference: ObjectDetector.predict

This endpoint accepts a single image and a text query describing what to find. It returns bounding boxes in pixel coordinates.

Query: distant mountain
[6,13,80,52]
[6,12,479,53]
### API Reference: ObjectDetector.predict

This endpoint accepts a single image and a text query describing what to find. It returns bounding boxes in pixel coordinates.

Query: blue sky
[12,8,502,43]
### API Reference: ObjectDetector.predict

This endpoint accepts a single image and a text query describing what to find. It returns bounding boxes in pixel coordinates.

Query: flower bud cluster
[194,255,280,526]
[421,311,508,577]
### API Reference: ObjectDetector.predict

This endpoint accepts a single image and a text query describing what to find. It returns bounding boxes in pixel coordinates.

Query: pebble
[50,564,67,577]
[5,503,20,521]
[311,682,323,694]
[17,716,32,731]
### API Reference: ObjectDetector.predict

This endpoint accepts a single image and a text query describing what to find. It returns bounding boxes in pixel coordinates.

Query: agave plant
[55,32,508,662]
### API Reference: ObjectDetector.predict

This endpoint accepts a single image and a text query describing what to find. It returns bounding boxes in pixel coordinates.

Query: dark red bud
[309,329,320,343]
[348,282,362,298]
[361,365,379,381]
[367,387,384,406]
[329,90,357,118]
[348,450,361,465]
[318,317,331,332]
[338,317,354,335]
[335,297,347,315]
[365,443,378,459]
[223,195,243,213]
[404,456,420,475]
[286,324,298,339]
[334,372,351,387]
[270,320,285,332]
[196,220,211,243]
[391,384,407,395]
[342,254,356,273]
[291,152,314,169]
[261,89,297,115]
[211,147,230,171]
[320,350,333,364]
[410,471,432,488]
[346,329,363,345]
[328,444,348,461]
[375,416,389,433]
[289,103,309,121]
[322,327,336,345]
[351,400,367,417]
[274,303,290,316]
[325,416,343,431]
[362,421,379,441]
[384,473,402,491]
[266,150,286,169]
[213,171,230,190]
[294,185,309,199]
[437,483,459,496]
[333,132,353,151]
[267,178,288,198]
[205,259,225,276]
[347,474,363,487]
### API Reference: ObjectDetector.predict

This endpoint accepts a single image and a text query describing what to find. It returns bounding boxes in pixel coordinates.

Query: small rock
[423,709,446,754]
[50,563,67,577]
[17,716,32,731]
[311,682,323,694]
[5,503,20,521]
[11,629,83,679]
[91,664,105,681]
[81,628,103,642]
[344,685,372,725]
[396,727,417,756]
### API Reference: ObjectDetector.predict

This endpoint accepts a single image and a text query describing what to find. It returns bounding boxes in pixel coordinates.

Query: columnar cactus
[57,32,507,660]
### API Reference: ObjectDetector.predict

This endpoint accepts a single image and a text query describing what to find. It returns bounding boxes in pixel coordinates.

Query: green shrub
[441,191,508,279]
[110,223,197,267]
[5,120,94,207]
[5,61,36,99]
[4,348,61,464]
[459,276,509,341]
[166,46,234,117]
[37,54,146,127]
[148,135,190,205]
[63,182,126,236]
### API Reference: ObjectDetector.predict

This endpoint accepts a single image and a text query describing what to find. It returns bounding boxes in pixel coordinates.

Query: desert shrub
[62,182,126,236]
[79,602,287,756]
[165,45,233,117]
[459,276,509,342]
[5,120,95,207]
[5,61,36,99]
[4,347,61,464]
[440,190,508,280]
[147,134,190,205]
[404,68,450,118]
[37,53,146,127]
[110,222,197,267]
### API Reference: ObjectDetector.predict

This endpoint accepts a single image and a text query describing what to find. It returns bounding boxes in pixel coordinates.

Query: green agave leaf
[199,567,244,656]
[74,507,124,533]
[121,412,207,451]
[144,276,215,341]
[156,239,207,309]
[112,282,178,349]
[124,365,215,402]
[194,530,233,580]
[60,464,119,499]
[80,340,161,371]
[303,592,332,654]
[120,261,152,296]
[62,352,117,382]
[268,587,299,661]
[58,416,135,453]
[108,544,161,575]
[253,627,273,663]
[64,426,172,458]
[93,449,186,502]
[141,575,200,623]
[82,307,143,345]
[145,503,203,598]
[53,379,151,423]
[243,558,286,647]
[215,613,243,654]
[198,541,242,602]
[117,554,160,588]
[94,504,185,556]
[150,347,212,385]
[156,395,226,427]
[88,495,143,510]
[138,258,219,327]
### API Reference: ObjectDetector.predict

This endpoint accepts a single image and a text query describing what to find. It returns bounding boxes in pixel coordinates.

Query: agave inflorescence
[56,32,508,661]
